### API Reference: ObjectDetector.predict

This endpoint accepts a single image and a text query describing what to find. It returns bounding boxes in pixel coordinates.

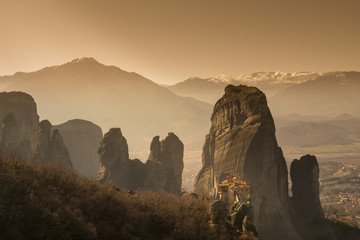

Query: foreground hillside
[0,153,229,240]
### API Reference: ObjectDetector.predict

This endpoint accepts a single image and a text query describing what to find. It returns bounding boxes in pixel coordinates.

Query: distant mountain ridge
[168,72,322,103]
[167,71,360,118]
[270,71,360,116]
[0,57,212,152]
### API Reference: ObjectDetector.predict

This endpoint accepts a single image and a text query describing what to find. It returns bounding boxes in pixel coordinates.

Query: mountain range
[168,72,321,103]
[168,71,360,117]
[0,58,212,153]
[2,59,360,153]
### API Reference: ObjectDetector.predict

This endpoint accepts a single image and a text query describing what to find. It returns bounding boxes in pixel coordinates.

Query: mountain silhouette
[0,58,212,152]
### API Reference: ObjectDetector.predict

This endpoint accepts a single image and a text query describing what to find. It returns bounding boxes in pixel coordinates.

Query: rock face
[144,133,184,194]
[97,128,133,187]
[98,129,184,194]
[48,130,73,170]
[0,92,39,146]
[194,85,300,240]
[0,113,32,161]
[33,120,73,169]
[53,119,103,178]
[33,120,52,162]
[1,112,20,150]
[290,155,336,240]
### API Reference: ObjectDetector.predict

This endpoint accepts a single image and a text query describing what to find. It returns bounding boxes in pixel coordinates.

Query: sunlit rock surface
[194,85,301,240]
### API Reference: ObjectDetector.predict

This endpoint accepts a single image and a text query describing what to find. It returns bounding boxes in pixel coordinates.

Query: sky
[0,0,360,84]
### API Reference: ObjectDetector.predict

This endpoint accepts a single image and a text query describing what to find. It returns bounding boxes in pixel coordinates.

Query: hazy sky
[1,0,359,84]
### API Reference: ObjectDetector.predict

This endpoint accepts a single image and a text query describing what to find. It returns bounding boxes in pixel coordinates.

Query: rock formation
[53,119,103,178]
[33,120,73,169]
[33,120,52,162]
[97,128,133,187]
[290,154,336,240]
[0,92,39,146]
[194,85,301,240]
[1,112,20,150]
[97,129,184,194]
[144,133,184,194]
[48,130,73,170]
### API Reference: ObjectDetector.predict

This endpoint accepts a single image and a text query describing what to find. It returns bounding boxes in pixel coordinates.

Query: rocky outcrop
[144,133,184,194]
[33,120,73,169]
[48,130,73,170]
[194,85,300,240]
[290,155,336,240]
[53,119,103,178]
[0,113,32,161]
[98,129,184,194]
[0,92,39,146]
[33,120,52,162]
[97,128,133,187]
[1,112,20,150]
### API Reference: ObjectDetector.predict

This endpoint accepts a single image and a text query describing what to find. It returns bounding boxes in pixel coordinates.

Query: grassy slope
[0,153,229,240]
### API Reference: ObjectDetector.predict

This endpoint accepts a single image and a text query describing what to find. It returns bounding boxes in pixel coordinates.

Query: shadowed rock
[97,128,145,189]
[53,119,103,178]
[97,128,130,186]
[145,133,184,194]
[0,92,39,146]
[48,129,73,170]
[290,154,336,240]
[98,129,184,194]
[194,85,300,240]
[1,112,20,151]
[33,120,52,162]
[33,120,73,169]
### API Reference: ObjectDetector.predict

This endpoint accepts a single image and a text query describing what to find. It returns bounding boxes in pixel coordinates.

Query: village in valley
[318,161,360,228]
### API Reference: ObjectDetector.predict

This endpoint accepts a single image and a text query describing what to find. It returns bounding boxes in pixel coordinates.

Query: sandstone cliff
[98,129,183,194]
[0,92,39,146]
[290,154,336,240]
[53,119,103,178]
[194,85,300,240]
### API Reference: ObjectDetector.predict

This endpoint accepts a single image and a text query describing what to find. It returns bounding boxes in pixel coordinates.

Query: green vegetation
[0,151,230,240]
